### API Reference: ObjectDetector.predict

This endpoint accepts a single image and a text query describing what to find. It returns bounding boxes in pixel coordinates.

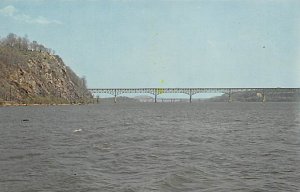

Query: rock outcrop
[0,34,91,104]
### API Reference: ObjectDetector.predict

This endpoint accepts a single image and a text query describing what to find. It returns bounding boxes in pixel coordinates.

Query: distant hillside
[94,96,139,103]
[134,95,154,102]
[0,33,91,105]
[208,90,300,102]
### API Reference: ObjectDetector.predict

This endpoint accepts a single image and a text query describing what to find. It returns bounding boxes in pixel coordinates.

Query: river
[0,102,299,192]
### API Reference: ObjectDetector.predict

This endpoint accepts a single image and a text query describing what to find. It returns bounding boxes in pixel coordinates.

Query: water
[0,102,299,192]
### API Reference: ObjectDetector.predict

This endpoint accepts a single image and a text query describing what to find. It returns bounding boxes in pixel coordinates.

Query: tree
[5,33,17,47]
[31,41,38,51]
[21,35,29,50]
[81,76,87,89]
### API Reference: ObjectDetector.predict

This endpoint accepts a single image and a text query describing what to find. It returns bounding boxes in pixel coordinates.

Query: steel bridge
[88,88,300,103]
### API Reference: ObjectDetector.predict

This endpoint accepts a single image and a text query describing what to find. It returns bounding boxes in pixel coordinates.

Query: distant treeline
[0,33,55,54]
[0,33,55,68]
[208,90,300,102]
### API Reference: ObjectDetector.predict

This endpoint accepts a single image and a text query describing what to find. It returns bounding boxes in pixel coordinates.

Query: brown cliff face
[0,46,91,104]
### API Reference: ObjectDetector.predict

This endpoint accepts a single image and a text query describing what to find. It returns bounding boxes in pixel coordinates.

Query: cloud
[0,5,62,25]
[0,5,17,16]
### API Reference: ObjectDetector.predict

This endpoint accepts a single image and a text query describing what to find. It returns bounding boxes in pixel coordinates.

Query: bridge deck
[88,88,300,96]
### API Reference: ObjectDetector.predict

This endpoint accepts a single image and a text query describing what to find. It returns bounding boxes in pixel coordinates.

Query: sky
[0,0,300,90]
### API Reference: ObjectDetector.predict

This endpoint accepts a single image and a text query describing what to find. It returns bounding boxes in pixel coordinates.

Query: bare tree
[5,33,17,47]
[81,76,87,89]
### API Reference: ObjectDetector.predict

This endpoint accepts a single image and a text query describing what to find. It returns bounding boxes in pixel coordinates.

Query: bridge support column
[228,91,232,102]
[262,92,266,102]
[154,93,157,103]
[114,89,117,103]
[189,89,192,103]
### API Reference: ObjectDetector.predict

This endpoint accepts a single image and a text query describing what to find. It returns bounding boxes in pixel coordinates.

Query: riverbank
[0,101,87,107]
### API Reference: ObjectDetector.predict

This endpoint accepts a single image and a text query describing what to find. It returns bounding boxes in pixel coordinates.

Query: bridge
[88,88,300,103]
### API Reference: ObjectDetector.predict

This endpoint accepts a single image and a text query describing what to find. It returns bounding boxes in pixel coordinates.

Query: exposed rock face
[0,46,91,103]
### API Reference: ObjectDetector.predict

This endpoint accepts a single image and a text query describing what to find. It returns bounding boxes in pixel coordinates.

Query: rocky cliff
[0,34,91,104]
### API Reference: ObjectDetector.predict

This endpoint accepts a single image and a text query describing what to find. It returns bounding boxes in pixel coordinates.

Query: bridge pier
[228,91,232,102]
[262,92,266,102]
[154,93,157,103]
[114,89,117,103]
[189,89,192,103]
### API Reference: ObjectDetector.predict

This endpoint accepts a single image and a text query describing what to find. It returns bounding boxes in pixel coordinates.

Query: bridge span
[88,88,300,103]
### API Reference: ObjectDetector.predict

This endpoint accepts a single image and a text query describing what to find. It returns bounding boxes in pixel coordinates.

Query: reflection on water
[0,102,299,192]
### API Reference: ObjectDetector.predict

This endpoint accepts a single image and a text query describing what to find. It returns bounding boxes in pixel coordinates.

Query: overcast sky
[0,0,299,89]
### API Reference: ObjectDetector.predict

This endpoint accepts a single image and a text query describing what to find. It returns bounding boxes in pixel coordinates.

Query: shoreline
[0,101,85,107]
[1,101,299,107]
